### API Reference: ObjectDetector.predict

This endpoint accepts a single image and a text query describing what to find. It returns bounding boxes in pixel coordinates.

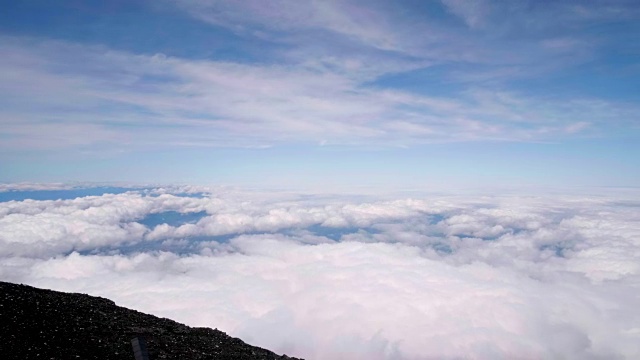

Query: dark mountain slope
[0,281,302,360]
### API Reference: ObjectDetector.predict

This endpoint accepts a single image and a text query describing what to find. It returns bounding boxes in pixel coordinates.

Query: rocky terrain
[0,281,302,360]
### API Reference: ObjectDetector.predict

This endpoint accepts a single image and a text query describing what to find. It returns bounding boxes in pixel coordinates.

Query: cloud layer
[1,186,639,359]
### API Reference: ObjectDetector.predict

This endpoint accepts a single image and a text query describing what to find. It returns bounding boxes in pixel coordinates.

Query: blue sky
[1,0,639,189]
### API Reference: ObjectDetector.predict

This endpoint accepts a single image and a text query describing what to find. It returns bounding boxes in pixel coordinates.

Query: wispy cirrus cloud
[172,0,415,54]
[1,34,636,152]
[1,0,638,187]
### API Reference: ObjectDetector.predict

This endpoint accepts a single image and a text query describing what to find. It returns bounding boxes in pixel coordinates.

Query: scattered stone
[0,281,303,360]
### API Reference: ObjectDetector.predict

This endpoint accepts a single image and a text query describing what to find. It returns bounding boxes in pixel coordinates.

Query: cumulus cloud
[1,187,640,359]
[0,191,209,257]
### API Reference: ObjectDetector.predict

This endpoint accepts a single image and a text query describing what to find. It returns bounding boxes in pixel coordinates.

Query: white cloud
[173,0,415,53]
[1,187,640,358]
[2,32,637,152]
[0,191,213,257]
[0,183,76,192]
[441,0,492,29]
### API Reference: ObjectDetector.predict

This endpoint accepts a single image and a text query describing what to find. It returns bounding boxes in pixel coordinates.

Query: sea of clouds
[1,185,639,359]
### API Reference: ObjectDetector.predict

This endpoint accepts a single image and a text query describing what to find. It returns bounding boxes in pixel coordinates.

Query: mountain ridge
[0,281,303,360]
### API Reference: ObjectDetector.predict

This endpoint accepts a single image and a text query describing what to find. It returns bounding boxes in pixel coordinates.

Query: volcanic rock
[0,281,303,360]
